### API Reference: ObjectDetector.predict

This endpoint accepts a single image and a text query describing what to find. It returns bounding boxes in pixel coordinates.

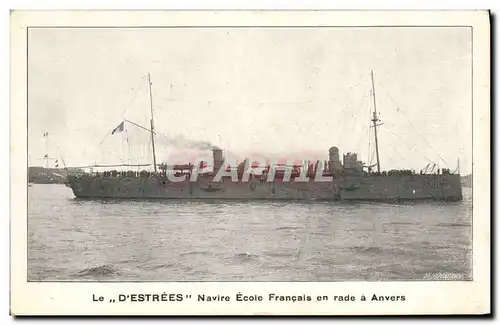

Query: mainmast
[147,73,158,173]
[370,70,381,173]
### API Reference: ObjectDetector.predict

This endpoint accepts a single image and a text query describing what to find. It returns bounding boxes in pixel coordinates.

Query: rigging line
[367,125,373,165]
[353,127,371,159]
[160,96,317,107]
[124,119,153,134]
[354,92,370,120]
[94,131,115,167]
[367,130,371,164]
[146,134,152,166]
[385,141,406,164]
[368,89,373,117]
[337,75,370,109]
[377,128,407,164]
[339,93,368,150]
[338,72,370,100]
[121,75,147,118]
[98,134,135,162]
[398,107,449,167]
[121,130,125,164]
[99,78,146,139]
[379,121,434,163]
[339,82,368,117]
[339,94,367,126]
[94,149,125,165]
[150,127,210,148]
[380,126,433,164]
[139,133,152,165]
[72,163,152,169]
[134,136,148,167]
[125,128,131,166]
[345,76,369,92]
[94,75,147,158]
[402,110,449,167]
[381,125,431,162]
[381,141,401,170]
[374,76,450,167]
[97,131,111,147]
[344,93,369,144]
[96,143,121,159]
[347,92,369,116]
[367,88,374,165]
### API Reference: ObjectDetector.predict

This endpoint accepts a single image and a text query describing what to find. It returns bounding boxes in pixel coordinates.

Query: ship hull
[67,174,463,202]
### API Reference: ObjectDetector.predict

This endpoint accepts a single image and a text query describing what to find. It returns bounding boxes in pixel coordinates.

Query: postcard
[10,10,490,315]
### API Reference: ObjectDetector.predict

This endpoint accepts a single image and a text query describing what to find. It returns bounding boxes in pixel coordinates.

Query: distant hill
[28,166,83,184]
[461,174,472,188]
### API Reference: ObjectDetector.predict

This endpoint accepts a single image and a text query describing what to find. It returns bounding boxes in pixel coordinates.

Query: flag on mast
[111,121,125,135]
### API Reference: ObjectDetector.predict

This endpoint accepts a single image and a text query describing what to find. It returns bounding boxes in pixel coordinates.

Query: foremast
[147,73,158,173]
[370,70,382,173]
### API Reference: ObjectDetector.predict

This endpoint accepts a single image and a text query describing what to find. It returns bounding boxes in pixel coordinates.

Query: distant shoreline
[460,174,472,188]
[28,166,82,185]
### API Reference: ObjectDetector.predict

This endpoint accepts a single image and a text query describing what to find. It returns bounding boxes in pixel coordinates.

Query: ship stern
[442,174,463,201]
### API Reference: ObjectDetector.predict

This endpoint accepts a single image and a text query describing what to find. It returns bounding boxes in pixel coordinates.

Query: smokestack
[329,146,341,174]
[212,147,224,174]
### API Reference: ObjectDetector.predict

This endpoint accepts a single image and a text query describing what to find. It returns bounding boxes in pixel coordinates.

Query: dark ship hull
[67,173,462,202]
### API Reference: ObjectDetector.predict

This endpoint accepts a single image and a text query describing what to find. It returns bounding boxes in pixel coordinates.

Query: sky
[28,27,472,174]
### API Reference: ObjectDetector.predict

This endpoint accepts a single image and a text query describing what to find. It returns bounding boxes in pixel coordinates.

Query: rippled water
[28,184,472,281]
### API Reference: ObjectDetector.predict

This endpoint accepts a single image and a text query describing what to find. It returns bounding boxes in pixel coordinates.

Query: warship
[66,72,463,201]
